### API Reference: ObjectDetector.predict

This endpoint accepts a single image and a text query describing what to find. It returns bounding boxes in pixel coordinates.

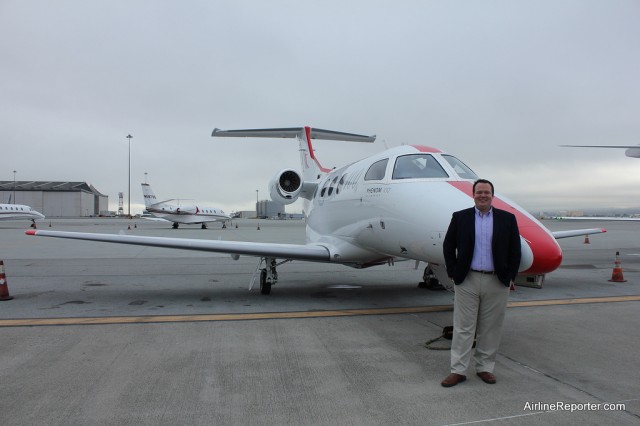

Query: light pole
[256,189,259,217]
[12,170,16,204]
[126,134,133,218]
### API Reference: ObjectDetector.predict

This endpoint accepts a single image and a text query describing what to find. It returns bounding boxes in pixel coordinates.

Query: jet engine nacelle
[625,148,640,158]
[269,169,302,205]
[175,206,198,215]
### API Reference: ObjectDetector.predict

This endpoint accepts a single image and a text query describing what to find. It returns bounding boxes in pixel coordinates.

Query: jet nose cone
[521,226,562,274]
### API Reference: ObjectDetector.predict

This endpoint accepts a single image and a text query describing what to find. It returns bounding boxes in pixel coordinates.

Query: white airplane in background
[27,126,605,294]
[560,144,640,158]
[141,183,230,229]
[0,203,45,227]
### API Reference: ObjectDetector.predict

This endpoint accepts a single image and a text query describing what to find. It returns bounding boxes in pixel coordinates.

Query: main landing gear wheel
[259,269,271,295]
[172,222,179,229]
[418,266,445,291]
[201,223,208,229]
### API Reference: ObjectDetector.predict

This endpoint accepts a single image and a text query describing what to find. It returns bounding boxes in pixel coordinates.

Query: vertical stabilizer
[298,126,329,181]
[141,183,158,208]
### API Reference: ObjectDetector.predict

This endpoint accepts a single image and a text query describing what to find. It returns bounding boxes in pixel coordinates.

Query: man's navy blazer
[443,207,522,286]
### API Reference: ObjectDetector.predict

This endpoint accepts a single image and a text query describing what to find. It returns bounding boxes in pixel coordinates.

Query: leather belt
[471,269,495,275]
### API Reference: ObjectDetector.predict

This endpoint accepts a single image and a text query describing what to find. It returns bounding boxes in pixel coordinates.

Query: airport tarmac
[0,217,639,425]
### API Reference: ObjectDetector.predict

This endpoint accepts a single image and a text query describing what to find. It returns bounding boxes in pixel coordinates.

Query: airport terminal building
[0,181,108,217]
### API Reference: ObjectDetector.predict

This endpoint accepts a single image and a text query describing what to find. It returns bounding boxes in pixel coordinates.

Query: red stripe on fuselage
[411,145,442,153]
[305,126,332,173]
[447,181,562,275]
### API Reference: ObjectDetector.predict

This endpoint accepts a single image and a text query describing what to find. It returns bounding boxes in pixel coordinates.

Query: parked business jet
[1,203,45,227]
[560,144,640,158]
[26,126,605,294]
[141,183,230,229]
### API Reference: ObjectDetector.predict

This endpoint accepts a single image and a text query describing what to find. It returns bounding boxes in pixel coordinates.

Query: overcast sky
[2,1,639,214]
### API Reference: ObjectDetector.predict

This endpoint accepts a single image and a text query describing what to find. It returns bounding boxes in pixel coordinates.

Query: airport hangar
[0,181,108,217]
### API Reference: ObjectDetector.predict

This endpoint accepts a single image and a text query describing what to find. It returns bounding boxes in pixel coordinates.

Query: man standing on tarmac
[441,179,521,387]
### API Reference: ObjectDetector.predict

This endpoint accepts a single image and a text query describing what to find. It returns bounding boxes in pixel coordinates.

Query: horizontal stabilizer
[212,127,375,143]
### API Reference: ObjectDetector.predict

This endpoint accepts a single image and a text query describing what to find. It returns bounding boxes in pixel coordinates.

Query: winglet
[25,230,37,236]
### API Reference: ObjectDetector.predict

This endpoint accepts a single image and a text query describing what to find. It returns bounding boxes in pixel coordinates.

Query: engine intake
[269,169,303,205]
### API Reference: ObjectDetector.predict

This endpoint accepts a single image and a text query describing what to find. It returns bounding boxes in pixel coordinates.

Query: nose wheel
[418,265,445,291]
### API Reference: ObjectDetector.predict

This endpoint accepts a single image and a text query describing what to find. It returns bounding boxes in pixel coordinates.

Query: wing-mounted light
[269,169,303,205]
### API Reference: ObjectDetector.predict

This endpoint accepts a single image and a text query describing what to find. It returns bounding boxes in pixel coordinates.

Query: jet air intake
[269,169,302,205]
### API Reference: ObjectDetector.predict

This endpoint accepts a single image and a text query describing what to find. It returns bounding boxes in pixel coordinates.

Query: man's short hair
[473,179,494,195]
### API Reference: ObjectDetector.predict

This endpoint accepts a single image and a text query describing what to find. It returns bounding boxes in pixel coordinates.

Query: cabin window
[441,155,478,180]
[336,174,347,194]
[364,159,388,181]
[392,154,448,179]
[327,176,339,196]
[320,178,331,197]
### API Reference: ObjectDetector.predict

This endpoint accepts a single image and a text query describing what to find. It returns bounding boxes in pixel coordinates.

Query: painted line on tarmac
[507,295,640,308]
[1,295,639,327]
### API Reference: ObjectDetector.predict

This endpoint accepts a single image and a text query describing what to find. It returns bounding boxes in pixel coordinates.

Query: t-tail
[211,126,376,181]
[141,183,158,208]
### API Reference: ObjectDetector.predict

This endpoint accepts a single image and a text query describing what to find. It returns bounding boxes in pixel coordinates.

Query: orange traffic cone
[609,251,627,283]
[0,260,14,301]
[584,235,590,244]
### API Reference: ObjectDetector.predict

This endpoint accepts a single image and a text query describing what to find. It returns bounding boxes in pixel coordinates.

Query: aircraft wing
[25,230,330,261]
[555,216,640,222]
[559,144,640,148]
[559,144,640,157]
[551,228,606,239]
[140,216,171,222]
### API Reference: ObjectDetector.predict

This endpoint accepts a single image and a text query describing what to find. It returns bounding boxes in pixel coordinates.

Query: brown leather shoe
[441,373,466,387]
[476,371,496,384]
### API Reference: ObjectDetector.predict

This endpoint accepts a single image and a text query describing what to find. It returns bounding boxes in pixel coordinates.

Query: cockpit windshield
[441,155,478,180]
[392,154,449,179]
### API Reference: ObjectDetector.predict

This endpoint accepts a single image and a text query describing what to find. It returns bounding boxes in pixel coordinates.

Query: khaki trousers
[451,271,509,375]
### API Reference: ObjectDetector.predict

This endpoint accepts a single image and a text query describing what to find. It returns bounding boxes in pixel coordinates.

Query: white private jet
[141,183,230,229]
[1,203,45,227]
[26,126,605,294]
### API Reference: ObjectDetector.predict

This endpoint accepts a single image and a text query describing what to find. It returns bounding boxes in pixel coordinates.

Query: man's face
[473,182,493,213]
